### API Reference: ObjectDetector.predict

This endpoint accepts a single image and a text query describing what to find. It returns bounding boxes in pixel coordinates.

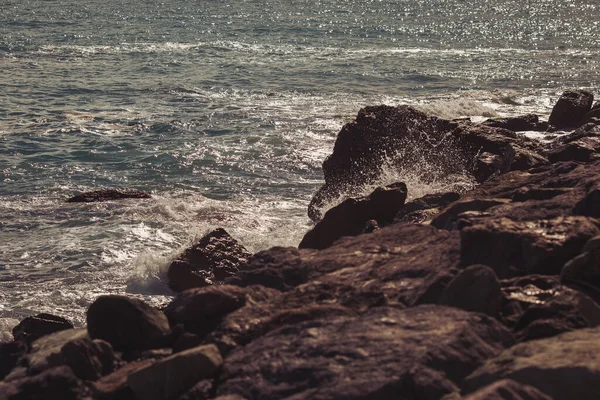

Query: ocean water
[1,0,599,339]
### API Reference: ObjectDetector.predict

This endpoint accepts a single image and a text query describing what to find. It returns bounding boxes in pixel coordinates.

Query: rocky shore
[2,90,600,400]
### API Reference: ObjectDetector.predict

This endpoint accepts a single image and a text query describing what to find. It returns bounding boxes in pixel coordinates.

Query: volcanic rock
[86,295,170,350]
[167,228,251,293]
[216,305,513,400]
[66,188,151,202]
[299,182,408,250]
[548,90,594,128]
[12,313,74,346]
[463,326,600,400]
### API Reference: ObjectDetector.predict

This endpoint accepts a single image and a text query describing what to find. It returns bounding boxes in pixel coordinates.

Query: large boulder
[12,313,74,346]
[60,338,117,381]
[66,188,151,202]
[463,326,600,400]
[86,295,170,350]
[299,182,408,250]
[216,305,513,400]
[167,228,252,292]
[548,90,594,129]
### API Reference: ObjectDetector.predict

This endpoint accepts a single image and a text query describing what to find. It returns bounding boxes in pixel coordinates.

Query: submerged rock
[66,188,151,202]
[167,228,252,293]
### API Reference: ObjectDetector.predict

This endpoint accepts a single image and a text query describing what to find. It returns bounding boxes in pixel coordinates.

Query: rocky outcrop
[482,114,546,132]
[548,90,594,128]
[11,313,73,347]
[66,188,151,202]
[167,228,252,292]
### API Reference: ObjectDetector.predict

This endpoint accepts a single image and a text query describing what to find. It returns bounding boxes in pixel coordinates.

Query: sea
[1,0,599,340]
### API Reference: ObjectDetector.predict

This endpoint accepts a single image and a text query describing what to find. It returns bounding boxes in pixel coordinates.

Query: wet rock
[12,313,74,346]
[431,198,510,231]
[461,379,552,400]
[463,326,600,400]
[548,90,594,128]
[439,265,502,316]
[0,341,26,380]
[482,114,541,132]
[394,191,461,224]
[87,295,170,350]
[167,228,252,293]
[561,235,600,286]
[0,366,91,400]
[92,359,154,400]
[460,216,600,278]
[60,338,117,381]
[299,182,408,250]
[217,305,513,400]
[66,188,151,203]
[127,344,223,400]
[4,328,88,380]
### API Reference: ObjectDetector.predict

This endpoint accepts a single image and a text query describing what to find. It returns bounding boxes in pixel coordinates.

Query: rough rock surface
[548,90,594,128]
[87,295,170,350]
[66,188,151,202]
[60,338,117,381]
[439,265,502,316]
[460,379,552,400]
[217,305,513,400]
[168,228,252,292]
[11,313,74,346]
[0,366,91,400]
[482,114,544,132]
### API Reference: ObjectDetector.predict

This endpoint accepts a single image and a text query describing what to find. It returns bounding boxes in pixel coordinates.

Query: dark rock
[60,338,117,381]
[482,114,540,132]
[394,191,461,224]
[548,90,594,128]
[460,216,600,278]
[127,344,222,400]
[548,133,600,163]
[461,379,552,400]
[12,313,74,346]
[561,235,600,286]
[92,359,154,400]
[439,265,502,316]
[0,366,91,400]
[167,228,251,293]
[573,184,600,218]
[66,188,151,203]
[431,198,510,231]
[87,295,170,350]
[0,341,26,380]
[463,326,600,400]
[172,332,203,354]
[216,305,513,400]
[299,182,408,250]
[178,379,214,400]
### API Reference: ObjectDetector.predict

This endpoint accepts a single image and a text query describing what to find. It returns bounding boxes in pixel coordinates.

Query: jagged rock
[461,379,552,400]
[12,313,74,346]
[164,285,278,336]
[127,344,223,400]
[394,191,461,224]
[463,326,600,400]
[0,366,91,400]
[87,295,170,350]
[431,198,510,230]
[482,114,541,132]
[561,235,600,286]
[299,182,408,250]
[92,359,154,400]
[439,265,502,316]
[60,338,117,381]
[216,305,513,400]
[66,188,151,203]
[4,328,88,381]
[548,90,594,128]
[460,216,600,278]
[0,341,26,380]
[167,228,252,293]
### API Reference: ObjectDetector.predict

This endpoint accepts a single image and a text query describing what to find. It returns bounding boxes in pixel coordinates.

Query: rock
[127,344,223,400]
[0,366,91,400]
[439,265,502,316]
[299,182,408,250]
[172,332,203,354]
[561,235,600,286]
[463,326,600,400]
[92,359,154,400]
[66,188,151,203]
[60,338,117,381]
[482,114,541,132]
[167,228,252,293]
[87,295,170,350]
[394,191,461,224]
[431,198,510,231]
[216,305,513,400]
[178,379,214,400]
[0,341,26,380]
[460,216,600,278]
[548,90,594,128]
[164,285,278,336]
[573,184,600,218]
[461,379,552,400]
[4,328,88,380]
[12,313,74,346]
